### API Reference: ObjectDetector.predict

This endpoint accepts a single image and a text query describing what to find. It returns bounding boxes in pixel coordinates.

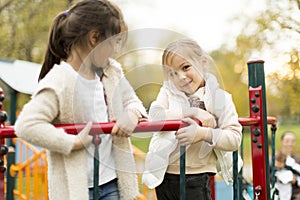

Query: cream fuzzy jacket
[15,60,147,200]
[142,73,242,189]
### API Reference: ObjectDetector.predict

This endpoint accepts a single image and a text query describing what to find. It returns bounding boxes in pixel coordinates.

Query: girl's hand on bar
[183,107,216,128]
[175,118,212,146]
[72,122,93,150]
[111,109,140,137]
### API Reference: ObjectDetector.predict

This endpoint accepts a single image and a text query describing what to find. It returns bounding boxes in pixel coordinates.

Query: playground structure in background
[0,60,278,200]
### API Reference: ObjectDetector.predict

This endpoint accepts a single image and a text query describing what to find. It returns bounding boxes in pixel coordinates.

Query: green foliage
[210,50,249,117]
[220,0,300,123]
[124,63,164,111]
[267,50,300,122]
[0,0,69,62]
[0,0,71,112]
[131,135,151,153]
[0,0,299,125]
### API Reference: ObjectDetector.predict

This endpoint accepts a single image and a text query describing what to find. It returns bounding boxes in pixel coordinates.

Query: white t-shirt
[62,62,116,187]
[275,169,293,200]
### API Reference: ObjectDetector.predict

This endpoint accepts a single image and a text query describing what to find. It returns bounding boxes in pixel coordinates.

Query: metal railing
[10,138,48,200]
[6,138,153,200]
[0,60,277,200]
[0,120,201,200]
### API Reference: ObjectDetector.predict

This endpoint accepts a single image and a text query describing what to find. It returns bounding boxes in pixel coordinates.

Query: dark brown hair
[39,0,127,81]
[275,151,286,163]
[280,131,296,141]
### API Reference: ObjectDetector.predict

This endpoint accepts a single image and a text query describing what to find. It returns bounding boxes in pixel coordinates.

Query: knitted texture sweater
[15,60,147,200]
[142,73,242,188]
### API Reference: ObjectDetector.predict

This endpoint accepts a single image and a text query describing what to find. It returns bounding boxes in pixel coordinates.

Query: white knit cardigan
[15,59,147,200]
[142,73,243,189]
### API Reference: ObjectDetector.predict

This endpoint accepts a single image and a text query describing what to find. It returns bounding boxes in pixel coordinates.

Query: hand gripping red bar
[0,119,202,138]
[1,117,278,139]
[56,120,195,135]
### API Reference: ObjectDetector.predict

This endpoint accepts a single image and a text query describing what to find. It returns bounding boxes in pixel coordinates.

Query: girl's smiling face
[281,132,296,156]
[165,53,205,95]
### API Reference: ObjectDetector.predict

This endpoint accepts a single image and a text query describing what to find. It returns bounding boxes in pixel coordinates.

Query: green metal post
[6,89,17,200]
[93,136,101,200]
[247,60,270,200]
[239,133,244,199]
[9,89,17,125]
[233,150,240,200]
[180,146,186,200]
[6,147,15,200]
[232,151,242,200]
[270,124,277,188]
[233,132,244,200]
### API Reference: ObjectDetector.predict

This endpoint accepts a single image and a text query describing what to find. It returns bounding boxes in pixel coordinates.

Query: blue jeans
[89,178,120,200]
[155,173,212,200]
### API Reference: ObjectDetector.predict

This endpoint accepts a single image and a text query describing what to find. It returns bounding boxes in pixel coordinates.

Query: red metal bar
[0,87,5,198]
[249,86,269,200]
[57,120,192,135]
[0,138,4,199]
[0,120,191,139]
[0,114,277,199]
[0,116,278,139]
[238,116,276,126]
[210,176,215,200]
[0,126,16,138]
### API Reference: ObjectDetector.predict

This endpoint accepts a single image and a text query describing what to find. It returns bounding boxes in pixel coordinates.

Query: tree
[268,50,300,122]
[210,49,249,117]
[220,0,300,122]
[0,0,69,63]
[0,0,70,113]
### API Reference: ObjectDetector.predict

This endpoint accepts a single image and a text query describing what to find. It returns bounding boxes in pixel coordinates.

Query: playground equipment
[0,60,277,200]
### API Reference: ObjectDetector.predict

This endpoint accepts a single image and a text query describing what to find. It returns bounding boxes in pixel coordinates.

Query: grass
[131,133,152,152]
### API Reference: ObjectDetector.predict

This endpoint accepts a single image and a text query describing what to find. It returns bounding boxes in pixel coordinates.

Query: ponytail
[39,0,128,81]
[39,12,68,81]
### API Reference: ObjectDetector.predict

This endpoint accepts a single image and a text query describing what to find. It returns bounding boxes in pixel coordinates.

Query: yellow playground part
[8,138,156,200]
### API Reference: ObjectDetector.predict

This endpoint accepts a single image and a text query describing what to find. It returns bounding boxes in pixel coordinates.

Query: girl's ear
[88,30,100,47]
[200,55,207,65]
[200,55,209,71]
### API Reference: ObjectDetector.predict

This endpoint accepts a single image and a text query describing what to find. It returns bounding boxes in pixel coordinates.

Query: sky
[110,0,285,75]
[113,0,266,52]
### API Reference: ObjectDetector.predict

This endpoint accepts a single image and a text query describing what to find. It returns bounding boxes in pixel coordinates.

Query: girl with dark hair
[280,131,300,200]
[15,0,146,199]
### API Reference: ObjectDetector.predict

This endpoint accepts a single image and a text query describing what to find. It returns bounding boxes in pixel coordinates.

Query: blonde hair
[162,38,209,80]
